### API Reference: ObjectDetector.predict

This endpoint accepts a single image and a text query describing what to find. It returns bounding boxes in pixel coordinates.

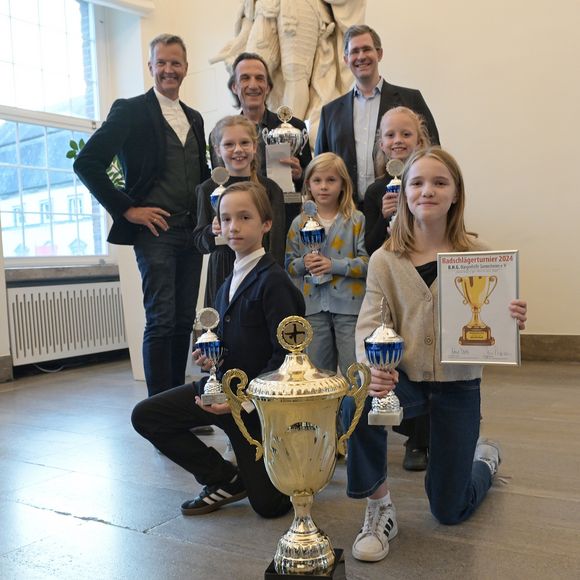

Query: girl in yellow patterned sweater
[285,152,368,377]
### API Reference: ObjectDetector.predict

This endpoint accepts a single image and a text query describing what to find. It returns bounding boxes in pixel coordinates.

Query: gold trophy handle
[483,275,498,304]
[337,362,371,456]
[454,276,468,304]
[222,369,264,461]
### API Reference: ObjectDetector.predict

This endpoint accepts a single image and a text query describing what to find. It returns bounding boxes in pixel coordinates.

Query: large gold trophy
[223,316,369,578]
[455,275,498,345]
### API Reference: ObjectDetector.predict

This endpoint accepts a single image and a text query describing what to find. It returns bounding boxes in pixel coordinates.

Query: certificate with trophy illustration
[438,250,520,365]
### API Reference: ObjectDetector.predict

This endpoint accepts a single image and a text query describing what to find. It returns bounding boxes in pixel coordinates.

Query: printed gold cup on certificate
[455,275,498,346]
[222,316,369,578]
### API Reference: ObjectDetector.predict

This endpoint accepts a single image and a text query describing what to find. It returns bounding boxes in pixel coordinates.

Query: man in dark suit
[315,25,440,204]
[74,34,210,397]
[209,52,312,230]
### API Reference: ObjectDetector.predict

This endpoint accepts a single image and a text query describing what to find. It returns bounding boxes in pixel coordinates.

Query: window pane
[46,128,73,169]
[0,119,17,163]
[0,15,12,62]
[14,65,44,111]
[10,0,39,24]
[0,119,108,259]
[1,0,97,121]
[19,123,46,167]
[0,62,15,106]
[0,165,18,194]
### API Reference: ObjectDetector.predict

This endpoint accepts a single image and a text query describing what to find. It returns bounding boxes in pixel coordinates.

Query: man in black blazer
[209,52,312,231]
[74,34,210,397]
[315,25,440,203]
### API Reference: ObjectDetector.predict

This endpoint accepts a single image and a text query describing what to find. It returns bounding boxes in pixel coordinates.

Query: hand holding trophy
[262,105,309,201]
[300,200,332,286]
[209,167,229,246]
[385,157,405,228]
[195,307,226,405]
[364,297,405,426]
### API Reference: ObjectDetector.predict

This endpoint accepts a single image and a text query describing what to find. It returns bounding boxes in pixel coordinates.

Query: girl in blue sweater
[286,152,368,377]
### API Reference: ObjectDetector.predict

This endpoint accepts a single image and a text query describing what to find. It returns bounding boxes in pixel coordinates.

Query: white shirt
[229,248,265,301]
[353,77,384,199]
[154,88,190,146]
[318,213,337,234]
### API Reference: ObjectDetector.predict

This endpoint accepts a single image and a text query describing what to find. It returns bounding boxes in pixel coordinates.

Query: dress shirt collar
[229,248,265,301]
[154,87,182,109]
[353,77,384,99]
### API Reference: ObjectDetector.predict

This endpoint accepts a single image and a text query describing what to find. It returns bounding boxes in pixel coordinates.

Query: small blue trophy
[385,158,404,228]
[300,200,332,285]
[364,297,405,425]
[195,307,226,405]
[210,167,229,246]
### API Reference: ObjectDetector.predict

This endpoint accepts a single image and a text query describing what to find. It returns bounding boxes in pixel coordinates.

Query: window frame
[0,3,117,268]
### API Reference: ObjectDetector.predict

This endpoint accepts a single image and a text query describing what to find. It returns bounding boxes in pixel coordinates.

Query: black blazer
[315,82,440,199]
[74,88,210,245]
[214,253,305,383]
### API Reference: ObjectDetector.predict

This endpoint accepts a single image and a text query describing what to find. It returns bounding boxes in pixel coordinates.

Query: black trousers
[131,382,291,519]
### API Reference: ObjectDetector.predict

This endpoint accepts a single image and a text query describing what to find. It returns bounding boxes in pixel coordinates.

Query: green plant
[66,139,125,188]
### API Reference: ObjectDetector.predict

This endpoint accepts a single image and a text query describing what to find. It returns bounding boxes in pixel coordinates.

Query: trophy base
[459,325,495,346]
[265,549,345,579]
[368,408,403,426]
[201,392,227,405]
[304,273,332,286]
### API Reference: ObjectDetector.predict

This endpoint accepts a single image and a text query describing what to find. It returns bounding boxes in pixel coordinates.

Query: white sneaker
[474,438,501,477]
[222,438,237,465]
[352,502,398,562]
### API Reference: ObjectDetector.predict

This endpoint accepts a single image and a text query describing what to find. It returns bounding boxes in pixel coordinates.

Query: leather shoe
[403,446,428,471]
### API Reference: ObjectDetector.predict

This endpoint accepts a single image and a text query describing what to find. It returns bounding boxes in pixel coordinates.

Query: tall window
[0,0,108,263]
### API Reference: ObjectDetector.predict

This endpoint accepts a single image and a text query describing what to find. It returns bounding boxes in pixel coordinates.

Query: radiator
[7,282,128,366]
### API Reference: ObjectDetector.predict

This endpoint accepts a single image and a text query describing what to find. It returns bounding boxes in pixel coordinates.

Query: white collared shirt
[229,248,265,301]
[353,77,384,199]
[154,88,190,146]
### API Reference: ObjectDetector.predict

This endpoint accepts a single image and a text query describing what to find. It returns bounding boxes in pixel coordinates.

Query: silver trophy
[210,167,229,246]
[195,307,226,405]
[385,158,404,229]
[262,105,309,200]
[364,298,405,425]
[300,200,331,286]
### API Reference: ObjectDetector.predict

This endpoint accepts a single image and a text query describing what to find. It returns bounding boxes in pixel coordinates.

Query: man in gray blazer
[315,25,440,203]
[74,34,210,397]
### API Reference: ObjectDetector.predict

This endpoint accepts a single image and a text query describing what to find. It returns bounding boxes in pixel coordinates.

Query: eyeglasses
[220,140,255,151]
[347,46,377,58]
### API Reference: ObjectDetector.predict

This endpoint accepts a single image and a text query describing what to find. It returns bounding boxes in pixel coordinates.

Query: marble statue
[210,0,366,141]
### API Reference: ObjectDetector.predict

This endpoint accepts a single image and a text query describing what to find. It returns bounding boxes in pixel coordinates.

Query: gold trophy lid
[247,316,348,400]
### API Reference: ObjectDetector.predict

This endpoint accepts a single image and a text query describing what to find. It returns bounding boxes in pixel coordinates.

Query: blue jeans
[134,226,202,396]
[307,312,357,378]
[342,370,491,525]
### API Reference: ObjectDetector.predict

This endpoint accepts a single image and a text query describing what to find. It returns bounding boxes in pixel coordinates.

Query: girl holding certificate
[344,147,527,563]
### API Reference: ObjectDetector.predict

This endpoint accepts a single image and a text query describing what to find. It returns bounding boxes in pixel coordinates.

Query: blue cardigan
[285,210,368,316]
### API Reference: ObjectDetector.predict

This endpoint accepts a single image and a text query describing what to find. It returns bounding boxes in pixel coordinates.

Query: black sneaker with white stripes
[181,474,247,516]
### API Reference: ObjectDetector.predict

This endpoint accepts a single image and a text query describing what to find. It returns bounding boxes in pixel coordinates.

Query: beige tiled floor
[0,359,579,579]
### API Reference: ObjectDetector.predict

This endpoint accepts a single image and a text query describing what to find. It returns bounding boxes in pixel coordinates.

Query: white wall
[149,0,578,336]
